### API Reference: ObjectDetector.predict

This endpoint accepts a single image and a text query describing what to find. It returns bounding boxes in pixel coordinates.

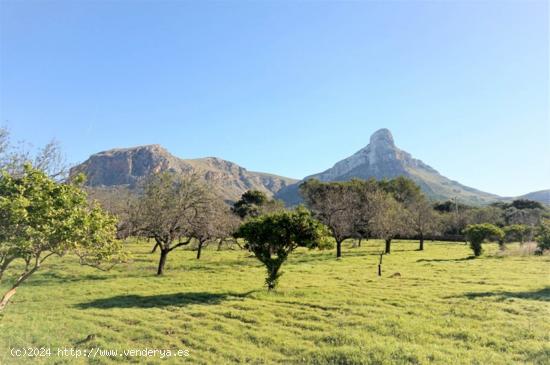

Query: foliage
[463,224,504,257]
[378,176,422,205]
[235,207,325,290]
[503,224,531,244]
[0,165,124,311]
[534,220,550,255]
[231,190,283,219]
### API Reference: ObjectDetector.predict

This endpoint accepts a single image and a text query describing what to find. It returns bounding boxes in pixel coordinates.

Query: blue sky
[0,0,548,197]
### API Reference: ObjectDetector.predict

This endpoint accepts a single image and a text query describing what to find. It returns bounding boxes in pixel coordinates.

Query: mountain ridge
[70,129,549,206]
[70,144,298,201]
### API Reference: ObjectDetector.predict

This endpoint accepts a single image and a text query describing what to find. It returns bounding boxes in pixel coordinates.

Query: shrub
[463,223,504,257]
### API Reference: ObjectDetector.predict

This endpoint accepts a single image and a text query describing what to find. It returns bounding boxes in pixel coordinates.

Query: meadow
[0,240,548,364]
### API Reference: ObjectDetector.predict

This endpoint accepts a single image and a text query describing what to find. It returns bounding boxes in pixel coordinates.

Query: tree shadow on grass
[76,291,255,309]
[417,256,476,263]
[458,287,550,302]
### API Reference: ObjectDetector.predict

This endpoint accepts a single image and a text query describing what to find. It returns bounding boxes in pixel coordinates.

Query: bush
[317,236,336,250]
[463,224,504,257]
[535,220,550,255]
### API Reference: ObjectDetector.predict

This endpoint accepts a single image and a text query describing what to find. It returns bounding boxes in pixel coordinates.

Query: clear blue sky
[1,0,548,197]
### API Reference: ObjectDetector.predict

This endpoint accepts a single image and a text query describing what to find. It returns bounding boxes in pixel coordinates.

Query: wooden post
[378,253,383,276]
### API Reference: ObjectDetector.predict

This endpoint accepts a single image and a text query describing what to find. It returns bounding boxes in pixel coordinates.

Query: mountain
[70,144,297,202]
[275,129,500,205]
[514,190,550,205]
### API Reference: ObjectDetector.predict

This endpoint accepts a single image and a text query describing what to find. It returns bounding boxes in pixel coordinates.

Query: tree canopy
[0,165,124,311]
[235,207,325,290]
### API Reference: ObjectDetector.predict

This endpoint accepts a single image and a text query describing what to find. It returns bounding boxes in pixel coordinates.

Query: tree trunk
[385,238,392,254]
[0,287,17,311]
[196,241,204,260]
[157,249,168,275]
[358,238,362,247]
[0,264,40,311]
[419,234,424,251]
[217,238,223,251]
[266,261,283,291]
[336,240,342,258]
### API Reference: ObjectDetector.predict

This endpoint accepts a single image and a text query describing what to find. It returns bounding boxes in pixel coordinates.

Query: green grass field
[0,240,548,364]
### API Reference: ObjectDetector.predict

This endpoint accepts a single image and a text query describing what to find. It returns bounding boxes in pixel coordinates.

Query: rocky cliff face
[275,128,500,205]
[70,145,297,202]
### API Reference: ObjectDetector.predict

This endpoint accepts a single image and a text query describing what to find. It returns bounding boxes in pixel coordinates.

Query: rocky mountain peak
[369,128,395,148]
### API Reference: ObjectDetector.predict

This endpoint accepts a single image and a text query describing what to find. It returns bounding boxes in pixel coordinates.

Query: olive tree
[463,223,504,257]
[127,172,213,275]
[235,207,324,290]
[0,165,124,311]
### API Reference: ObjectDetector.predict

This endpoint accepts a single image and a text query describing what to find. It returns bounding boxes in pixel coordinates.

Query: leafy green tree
[378,176,422,206]
[232,190,283,219]
[463,224,504,257]
[235,207,324,290]
[0,165,124,311]
[511,199,544,210]
[534,220,550,255]
[503,224,531,245]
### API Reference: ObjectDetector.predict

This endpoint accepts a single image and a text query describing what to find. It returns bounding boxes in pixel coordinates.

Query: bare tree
[187,199,236,259]
[127,172,212,275]
[0,127,68,180]
[372,194,410,254]
[407,198,441,250]
[300,179,382,258]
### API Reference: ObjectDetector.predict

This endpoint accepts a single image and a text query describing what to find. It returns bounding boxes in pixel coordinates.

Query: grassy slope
[0,240,548,365]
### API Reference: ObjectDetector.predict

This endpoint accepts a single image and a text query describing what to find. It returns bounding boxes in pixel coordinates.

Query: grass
[0,240,548,364]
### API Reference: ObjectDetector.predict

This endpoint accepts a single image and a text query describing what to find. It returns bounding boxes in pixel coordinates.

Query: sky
[0,0,548,197]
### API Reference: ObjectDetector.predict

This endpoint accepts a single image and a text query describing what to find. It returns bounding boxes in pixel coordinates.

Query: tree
[503,224,531,245]
[534,220,550,255]
[0,165,124,311]
[235,207,324,290]
[127,172,212,275]
[511,199,544,210]
[372,194,410,254]
[0,127,67,180]
[232,190,283,219]
[407,197,440,250]
[463,224,504,257]
[300,180,360,258]
[187,199,235,259]
[378,176,422,206]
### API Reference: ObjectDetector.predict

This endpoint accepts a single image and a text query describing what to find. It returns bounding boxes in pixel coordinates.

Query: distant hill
[70,145,297,202]
[275,129,500,205]
[511,190,550,206]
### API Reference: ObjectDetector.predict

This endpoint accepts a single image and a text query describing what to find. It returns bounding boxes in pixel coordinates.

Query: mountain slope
[514,190,550,205]
[70,145,297,202]
[276,129,500,205]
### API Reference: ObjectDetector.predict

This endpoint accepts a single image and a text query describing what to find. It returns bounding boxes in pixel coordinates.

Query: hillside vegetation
[1,240,548,364]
